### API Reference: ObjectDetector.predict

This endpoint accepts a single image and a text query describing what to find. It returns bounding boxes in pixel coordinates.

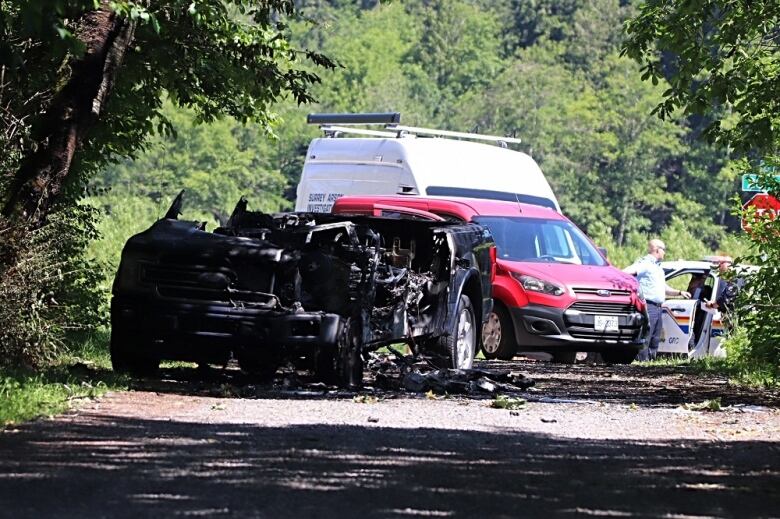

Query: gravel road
[1,359,779,518]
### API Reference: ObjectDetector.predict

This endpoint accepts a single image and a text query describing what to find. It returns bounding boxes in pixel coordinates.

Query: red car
[332,196,647,364]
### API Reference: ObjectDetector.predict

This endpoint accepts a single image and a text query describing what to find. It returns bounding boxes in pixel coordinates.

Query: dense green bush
[0,204,104,368]
[729,166,780,382]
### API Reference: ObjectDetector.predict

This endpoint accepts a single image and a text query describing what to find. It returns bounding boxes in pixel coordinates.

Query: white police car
[658,257,736,358]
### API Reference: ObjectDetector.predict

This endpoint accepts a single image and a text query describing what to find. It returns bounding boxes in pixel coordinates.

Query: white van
[294,113,560,213]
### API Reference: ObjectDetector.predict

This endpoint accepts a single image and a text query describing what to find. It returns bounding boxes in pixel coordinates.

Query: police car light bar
[307,112,401,125]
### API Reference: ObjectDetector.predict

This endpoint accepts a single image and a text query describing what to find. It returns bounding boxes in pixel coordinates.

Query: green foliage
[407,0,503,119]
[2,0,333,181]
[95,101,289,223]
[0,330,126,427]
[623,0,780,154]
[223,1,748,247]
[719,325,779,387]
[731,200,780,375]
[490,394,527,410]
[0,204,104,368]
[624,0,780,379]
[680,397,723,412]
[293,3,434,121]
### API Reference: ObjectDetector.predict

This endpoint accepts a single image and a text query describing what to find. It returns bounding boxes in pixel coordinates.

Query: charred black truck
[111,194,494,387]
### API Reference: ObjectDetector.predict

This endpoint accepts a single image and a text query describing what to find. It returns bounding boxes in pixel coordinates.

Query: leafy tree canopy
[623,0,780,155]
[0,0,333,220]
[624,0,780,378]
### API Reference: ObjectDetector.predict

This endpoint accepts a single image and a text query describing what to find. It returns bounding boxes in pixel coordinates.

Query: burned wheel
[601,349,638,365]
[336,318,364,389]
[481,303,516,360]
[437,294,477,370]
[110,331,159,376]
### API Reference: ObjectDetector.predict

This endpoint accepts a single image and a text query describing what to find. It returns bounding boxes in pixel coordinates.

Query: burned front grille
[141,263,275,305]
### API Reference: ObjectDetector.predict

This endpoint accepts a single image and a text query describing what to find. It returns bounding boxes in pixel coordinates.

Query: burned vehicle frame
[110,193,494,387]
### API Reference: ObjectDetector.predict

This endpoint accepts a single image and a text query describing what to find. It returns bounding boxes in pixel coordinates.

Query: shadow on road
[504,360,780,408]
[1,414,778,518]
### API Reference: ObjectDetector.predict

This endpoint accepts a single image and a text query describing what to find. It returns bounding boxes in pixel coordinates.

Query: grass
[638,354,779,389]
[0,329,128,427]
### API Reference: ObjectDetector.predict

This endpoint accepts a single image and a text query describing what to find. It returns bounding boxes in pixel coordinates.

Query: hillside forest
[91,0,751,270]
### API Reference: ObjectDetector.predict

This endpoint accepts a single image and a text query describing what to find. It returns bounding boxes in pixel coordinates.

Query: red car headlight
[510,272,565,296]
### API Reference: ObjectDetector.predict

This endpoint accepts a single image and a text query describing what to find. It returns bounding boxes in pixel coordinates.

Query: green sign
[742,173,780,192]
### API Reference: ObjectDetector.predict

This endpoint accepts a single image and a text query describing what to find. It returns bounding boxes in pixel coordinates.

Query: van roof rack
[308,112,401,125]
[308,112,521,147]
[319,125,400,138]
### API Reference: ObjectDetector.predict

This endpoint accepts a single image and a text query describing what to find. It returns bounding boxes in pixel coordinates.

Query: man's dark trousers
[638,301,663,361]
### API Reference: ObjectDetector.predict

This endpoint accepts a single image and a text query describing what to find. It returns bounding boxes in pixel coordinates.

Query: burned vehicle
[110,193,494,387]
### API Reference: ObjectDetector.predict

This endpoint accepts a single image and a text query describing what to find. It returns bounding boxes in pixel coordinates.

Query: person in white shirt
[623,239,690,361]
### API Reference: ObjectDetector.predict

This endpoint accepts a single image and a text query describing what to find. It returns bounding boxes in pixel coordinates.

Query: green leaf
[490,395,527,410]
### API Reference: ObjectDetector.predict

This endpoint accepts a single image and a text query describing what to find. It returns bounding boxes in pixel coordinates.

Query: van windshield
[472,216,607,266]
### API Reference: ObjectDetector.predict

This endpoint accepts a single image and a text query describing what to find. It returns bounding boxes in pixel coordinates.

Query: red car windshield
[472,216,607,266]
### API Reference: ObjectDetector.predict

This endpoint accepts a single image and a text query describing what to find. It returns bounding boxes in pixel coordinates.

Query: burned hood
[122,218,292,265]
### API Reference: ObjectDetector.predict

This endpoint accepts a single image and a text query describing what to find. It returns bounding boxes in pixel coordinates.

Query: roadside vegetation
[0,0,777,424]
[0,331,128,426]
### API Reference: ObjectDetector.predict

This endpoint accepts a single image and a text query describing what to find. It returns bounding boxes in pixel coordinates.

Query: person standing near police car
[706,257,744,319]
[623,239,690,361]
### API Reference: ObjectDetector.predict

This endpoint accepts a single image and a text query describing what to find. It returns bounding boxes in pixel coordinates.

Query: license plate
[594,315,619,332]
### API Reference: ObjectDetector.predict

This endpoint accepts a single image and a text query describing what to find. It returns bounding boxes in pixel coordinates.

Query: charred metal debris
[111,192,495,388]
[366,350,535,395]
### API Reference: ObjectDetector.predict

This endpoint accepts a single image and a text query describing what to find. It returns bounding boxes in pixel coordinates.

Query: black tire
[336,318,363,389]
[480,303,517,360]
[110,331,159,376]
[438,294,477,369]
[601,349,638,364]
[551,351,577,364]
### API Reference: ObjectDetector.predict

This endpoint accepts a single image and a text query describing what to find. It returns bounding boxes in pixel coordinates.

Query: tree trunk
[616,198,630,246]
[1,3,135,224]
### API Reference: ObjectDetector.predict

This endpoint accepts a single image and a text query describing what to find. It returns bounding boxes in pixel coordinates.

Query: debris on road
[353,395,379,404]
[367,351,534,395]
